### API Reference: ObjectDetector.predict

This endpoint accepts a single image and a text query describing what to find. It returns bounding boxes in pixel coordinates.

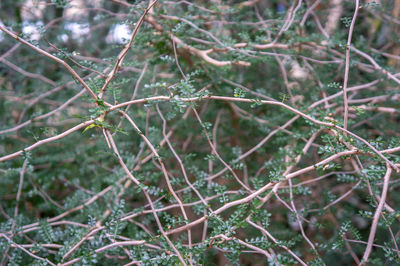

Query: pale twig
[16,71,99,124]
[104,130,187,266]
[94,240,146,253]
[43,37,106,78]
[351,46,400,86]
[283,133,322,258]
[62,227,103,260]
[0,89,86,135]
[361,165,393,264]
[0,58,56,85]
[279,171,357,189]
[171,33,187,80]
[192,107,253,192]
[166,149,362,235]
[0,233,56,266]
[113,62,148,133]
[343,235,361,264]
[110,95,399,171]
[300,0,322,26]
[2,159,29,265]
[2,93,398,171]
[322,181,362,210]
[121,193,239,221]
[118,110,192,262]
[18,221,89,235]
[171,34,251,67]
[13,159,28,228]
[97,0,158,99]
[345,238,400,253]
[342,0,360,131]
[118,110,190,216]
[7,179,125,236]
[211,234,272,259]
[156,105,210,208]
[283,0,303,32]
[0,120,94,162]
[246,219,307,266]
[0,43,21,60]
[0,24,97,99]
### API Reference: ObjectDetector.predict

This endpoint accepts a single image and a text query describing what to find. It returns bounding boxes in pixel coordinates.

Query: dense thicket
[1,0,400,265]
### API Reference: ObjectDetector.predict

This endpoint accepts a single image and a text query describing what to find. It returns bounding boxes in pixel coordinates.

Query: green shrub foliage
[0,0,400,265]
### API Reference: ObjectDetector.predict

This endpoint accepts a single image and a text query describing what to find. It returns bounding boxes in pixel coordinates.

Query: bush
[0,0,399,265]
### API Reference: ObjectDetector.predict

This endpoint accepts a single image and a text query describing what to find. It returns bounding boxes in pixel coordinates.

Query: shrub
[0,0,399,265]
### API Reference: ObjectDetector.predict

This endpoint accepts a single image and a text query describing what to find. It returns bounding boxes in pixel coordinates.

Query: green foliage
[0,0,400,265]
